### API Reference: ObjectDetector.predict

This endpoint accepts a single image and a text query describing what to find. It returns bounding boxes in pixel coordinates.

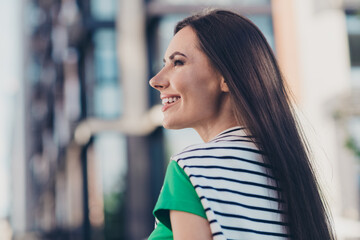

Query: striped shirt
[171,126,290,240]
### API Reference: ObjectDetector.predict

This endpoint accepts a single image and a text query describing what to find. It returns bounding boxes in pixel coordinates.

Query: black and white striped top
[171,126,290,240]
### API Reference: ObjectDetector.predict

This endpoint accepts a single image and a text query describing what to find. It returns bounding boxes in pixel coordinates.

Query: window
[346,12,360,87]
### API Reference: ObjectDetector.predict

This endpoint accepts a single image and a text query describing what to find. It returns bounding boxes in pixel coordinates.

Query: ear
[220,76,230,93]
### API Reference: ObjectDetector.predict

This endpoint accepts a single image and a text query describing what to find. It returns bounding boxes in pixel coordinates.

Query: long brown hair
[175,10,335,240]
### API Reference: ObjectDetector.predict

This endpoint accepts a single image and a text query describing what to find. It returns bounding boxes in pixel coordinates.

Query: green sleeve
[148,221,173,240]
[153,160,207,230]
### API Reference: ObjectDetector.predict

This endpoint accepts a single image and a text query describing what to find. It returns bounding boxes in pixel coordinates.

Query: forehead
[164,26,200,57]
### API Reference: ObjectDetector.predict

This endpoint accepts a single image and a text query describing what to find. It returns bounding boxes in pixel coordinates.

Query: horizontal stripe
[212,232,224,237]
[183,165,277,180]
[194,185,283,203]
[213,210,288,226]
[212,134,253,141]
[222,225,291,238]
[200,196,286,214]
[180,146,264,155]
[209,132,255,143]
[177,155,271,168]
[237,135,254,138]
[189,174,281,191]
[216,127,245,136]
[211,136,253,143]
[213,139,256,144]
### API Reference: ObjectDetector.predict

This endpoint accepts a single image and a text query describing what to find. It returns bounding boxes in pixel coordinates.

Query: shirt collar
[209,126,247,142]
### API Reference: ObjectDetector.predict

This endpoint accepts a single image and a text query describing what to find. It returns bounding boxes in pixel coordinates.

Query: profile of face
[149,26,231,131]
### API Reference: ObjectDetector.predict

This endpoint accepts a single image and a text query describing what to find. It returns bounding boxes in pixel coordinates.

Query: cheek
[195,83,221,102]
[174,70,221,105]
[185,87,221,114]
[199,95,220,113]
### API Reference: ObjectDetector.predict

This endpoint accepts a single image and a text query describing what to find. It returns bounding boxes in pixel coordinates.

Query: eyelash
[173,60,184,66]
[162,59,184,68]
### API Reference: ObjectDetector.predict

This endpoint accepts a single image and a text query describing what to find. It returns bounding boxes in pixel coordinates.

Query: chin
[162,120,184,130]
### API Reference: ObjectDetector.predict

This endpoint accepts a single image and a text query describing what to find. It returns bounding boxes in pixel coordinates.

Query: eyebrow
[163,51,187,63]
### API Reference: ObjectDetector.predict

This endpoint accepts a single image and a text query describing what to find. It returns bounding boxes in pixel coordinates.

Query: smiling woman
[148,9,335,240]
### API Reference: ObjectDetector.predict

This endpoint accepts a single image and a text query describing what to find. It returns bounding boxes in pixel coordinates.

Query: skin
[149,26,237,142]
[149,26,237,239]
[170,210,212,240]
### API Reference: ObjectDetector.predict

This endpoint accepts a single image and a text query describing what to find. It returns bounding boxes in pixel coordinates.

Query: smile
[161,96,181,112]
[162,96,181,105]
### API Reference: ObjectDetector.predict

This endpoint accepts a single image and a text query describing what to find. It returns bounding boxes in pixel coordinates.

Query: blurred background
[0,0,360,239]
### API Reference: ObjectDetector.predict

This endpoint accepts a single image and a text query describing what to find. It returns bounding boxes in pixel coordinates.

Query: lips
[160,95,181,112]
[162,96,180,105]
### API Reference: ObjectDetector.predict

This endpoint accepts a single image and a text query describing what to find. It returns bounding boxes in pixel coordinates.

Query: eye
[173,60,184,67]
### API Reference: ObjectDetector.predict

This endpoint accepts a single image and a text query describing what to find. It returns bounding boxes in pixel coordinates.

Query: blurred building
[1,0,360,240]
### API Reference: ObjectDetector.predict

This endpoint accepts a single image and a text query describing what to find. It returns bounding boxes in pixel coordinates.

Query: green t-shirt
[148,160,207,239]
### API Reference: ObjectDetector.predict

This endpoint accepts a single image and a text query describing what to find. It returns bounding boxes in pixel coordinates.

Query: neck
[194,95,238,142]
[195,122,238,142]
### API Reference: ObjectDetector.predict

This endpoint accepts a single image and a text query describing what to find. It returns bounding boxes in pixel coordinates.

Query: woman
[148,9,335,240]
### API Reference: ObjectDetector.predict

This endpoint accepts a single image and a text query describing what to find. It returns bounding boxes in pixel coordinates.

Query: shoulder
[171,140,269,171]
[171,138,263,161]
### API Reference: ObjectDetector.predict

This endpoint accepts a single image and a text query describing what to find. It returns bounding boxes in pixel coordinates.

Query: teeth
[162,97,180,105]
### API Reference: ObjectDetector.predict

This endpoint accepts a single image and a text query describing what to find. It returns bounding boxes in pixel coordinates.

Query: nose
[149,70,169,90]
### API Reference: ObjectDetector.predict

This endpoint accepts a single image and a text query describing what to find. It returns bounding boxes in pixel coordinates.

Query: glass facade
[345,11,360,148]
[0,2,21,226]
[93,30,122,118]
[91,0,118,20]
[152,0,270,5]
[93,133,127,239]
[346,13,360,87]
[87,0,126,239]
[344,6,360,226]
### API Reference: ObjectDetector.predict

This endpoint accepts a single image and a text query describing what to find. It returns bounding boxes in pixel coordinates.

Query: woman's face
[149,26,227,130]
